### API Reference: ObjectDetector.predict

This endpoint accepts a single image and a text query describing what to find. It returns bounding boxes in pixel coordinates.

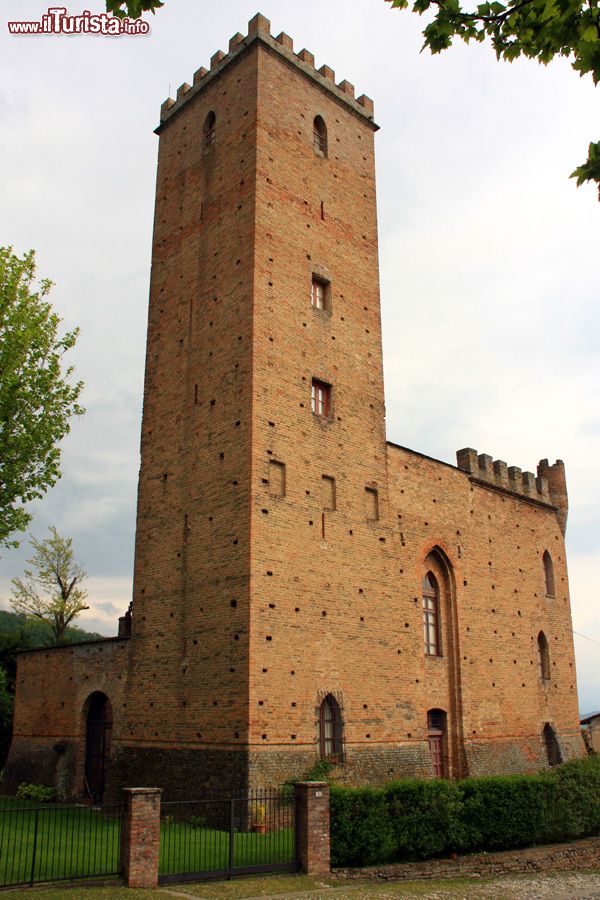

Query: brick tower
[123,13,390,792]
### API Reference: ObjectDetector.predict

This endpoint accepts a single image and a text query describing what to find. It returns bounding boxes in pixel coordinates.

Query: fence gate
[0,798,123,888]
[158,788,297,883]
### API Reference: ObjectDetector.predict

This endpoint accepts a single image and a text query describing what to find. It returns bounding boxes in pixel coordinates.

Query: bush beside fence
[330,755,600,867]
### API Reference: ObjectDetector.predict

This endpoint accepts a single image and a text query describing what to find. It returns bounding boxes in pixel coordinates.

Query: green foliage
[387,0,600,196]
[106,0,163,17]
[282,757,336,803]
[16,783,57,803]
[330,785,396,866]
[10,527,89,644]
[330,756,600,867]
[0,247,83,548]
[385,778,463,858]
[304,758,336,782]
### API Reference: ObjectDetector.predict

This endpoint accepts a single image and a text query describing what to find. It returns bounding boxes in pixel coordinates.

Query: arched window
[204,111,216,147]
[543,723,562,767]
[422,572,441,656]
[543,550,555,597]
[537,631,550,681]
[313,116,327,156]
[84,692,112,803]
[427,709,447,777]
[318,694,343,762]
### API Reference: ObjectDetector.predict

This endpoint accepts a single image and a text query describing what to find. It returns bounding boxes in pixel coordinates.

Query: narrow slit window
[365,487,379,521]
[269,460,286,498]
[204,111,216,147]
[322,475,336,511]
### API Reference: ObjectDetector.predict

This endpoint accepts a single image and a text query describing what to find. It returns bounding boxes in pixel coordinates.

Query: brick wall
[2,639,128,798]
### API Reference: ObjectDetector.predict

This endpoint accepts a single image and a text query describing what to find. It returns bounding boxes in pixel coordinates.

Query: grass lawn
[159,820,295,876]
[0,797,122,887]
[0,797,295,887]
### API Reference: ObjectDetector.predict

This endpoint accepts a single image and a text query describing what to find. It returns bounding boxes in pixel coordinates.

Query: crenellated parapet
[157,13,376,131]
[456,447,555,506]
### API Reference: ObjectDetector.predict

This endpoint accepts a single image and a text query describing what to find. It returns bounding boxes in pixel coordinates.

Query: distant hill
[0,610,104,646]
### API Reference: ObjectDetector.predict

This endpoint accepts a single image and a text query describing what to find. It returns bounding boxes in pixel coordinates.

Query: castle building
[3,14,584,801]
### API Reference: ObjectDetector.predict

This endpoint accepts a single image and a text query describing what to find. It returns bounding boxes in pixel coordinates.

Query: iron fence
[0,797,123,887]
[159,787,297,883]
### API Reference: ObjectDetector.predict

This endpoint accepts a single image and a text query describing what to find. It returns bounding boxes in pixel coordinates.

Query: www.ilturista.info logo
[7,7,150,35]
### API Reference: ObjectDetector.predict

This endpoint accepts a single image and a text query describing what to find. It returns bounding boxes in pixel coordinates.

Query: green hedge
[330,755,600,867]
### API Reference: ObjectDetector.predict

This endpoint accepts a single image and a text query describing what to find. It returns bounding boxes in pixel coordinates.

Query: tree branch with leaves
[387,0,600,195]
[10,527,89,644]
[0,248,84,548]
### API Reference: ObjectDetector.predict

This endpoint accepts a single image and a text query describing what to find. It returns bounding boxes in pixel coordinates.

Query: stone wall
[331,836,600,883]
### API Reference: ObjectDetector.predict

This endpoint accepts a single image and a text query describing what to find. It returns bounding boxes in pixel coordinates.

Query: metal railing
[0,798,123,887]
[159,788,297,883]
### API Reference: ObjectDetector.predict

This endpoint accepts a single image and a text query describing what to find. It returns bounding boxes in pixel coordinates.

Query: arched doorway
[84,692,112,802]
[543,723,562,767]
[427,708,447,777]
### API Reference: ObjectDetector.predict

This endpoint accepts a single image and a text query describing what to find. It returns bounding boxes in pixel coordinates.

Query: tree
[387,0,600,195]
[10,527,89,644]
[106,0,163,17]
[0,248,84,548]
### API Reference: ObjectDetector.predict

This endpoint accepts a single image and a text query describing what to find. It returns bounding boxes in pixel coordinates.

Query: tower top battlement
[157,12,376,133]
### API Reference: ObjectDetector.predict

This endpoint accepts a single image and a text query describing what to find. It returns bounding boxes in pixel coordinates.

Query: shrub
[386,778,463,859]
[330,784,396,866]
[330,755,600,868]
[457,773,557,852]
[16,783,57,803]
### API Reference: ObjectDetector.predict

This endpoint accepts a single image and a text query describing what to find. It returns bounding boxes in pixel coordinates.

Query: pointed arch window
[319,694,343,762]
[543,551,555,597]
[422,572,441,656]
[204,110,216,147]
[537,631,551,681]
[543,723,562,767]
[313,116,327,156]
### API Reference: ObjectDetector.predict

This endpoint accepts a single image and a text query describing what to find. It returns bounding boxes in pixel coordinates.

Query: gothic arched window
[543,550,555,597]
[422,572,441,656]
[313,116,327,156]
[319,694,343,762]
[538,631,551,681]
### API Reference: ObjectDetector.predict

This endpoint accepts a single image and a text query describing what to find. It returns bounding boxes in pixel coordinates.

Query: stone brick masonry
[1,12,585,801]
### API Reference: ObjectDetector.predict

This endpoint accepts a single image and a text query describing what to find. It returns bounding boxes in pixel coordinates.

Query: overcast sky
[1,0,598,714]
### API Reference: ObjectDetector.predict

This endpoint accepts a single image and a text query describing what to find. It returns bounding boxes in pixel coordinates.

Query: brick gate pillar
[120,787,162,888]
[294,781,330,876]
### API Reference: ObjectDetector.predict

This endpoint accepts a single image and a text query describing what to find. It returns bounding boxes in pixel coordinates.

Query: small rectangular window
[311,379,331,418]
[365,486,379,521]
[322,475,336,511]
[311,276,329,311]
[269,460,285,498]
